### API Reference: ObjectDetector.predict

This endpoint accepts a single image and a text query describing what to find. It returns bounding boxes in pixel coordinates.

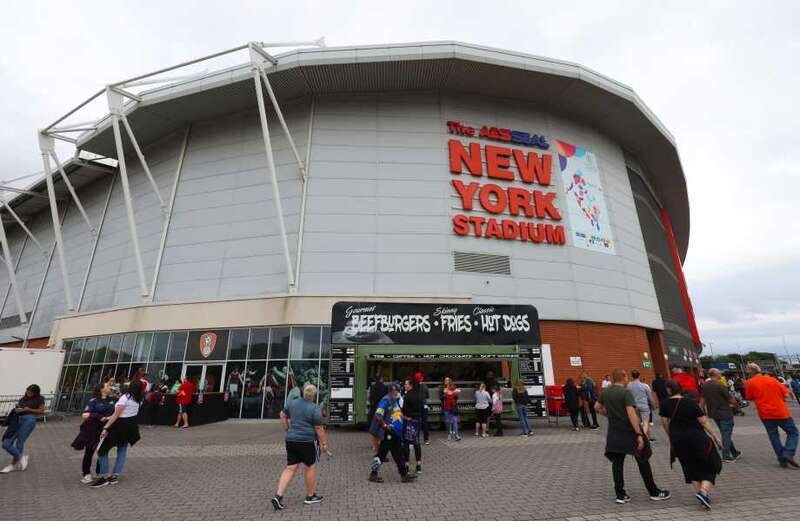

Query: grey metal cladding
[80,132,183,311]
[28,175,113,338]
[153,102,308,302]
[628,170,694,352]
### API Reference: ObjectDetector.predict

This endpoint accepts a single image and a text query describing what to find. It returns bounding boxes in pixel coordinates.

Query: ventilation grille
[453,251,511,275]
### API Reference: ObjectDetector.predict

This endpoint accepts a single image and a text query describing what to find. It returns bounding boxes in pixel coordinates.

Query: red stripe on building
[659,208,701,346]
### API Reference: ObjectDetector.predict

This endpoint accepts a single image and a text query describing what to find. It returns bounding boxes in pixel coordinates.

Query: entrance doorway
[182,364,224,393]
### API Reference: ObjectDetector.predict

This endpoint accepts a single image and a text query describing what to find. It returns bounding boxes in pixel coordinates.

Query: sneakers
[649,490,672,501]
[526,431,533,437]
[107,475,119,485]
[786,458,800,468]
[271,495,286,510]
[89,477,109,488]
[454,435,462,441]
[415,464,422,474]
[520,432,528,437]
[481,433,489,438]
[401,473,418,483]
[368,473,384,483]
[590,425,600,430]
[19,455,28,471]
[81,474,94,484]
[696,491,712,510]
[722,458,737,463]
[304,494,324,505]
[0,464,15,474]
[615,494,632,504]
[424,440,430,446]
[474,432,480,437]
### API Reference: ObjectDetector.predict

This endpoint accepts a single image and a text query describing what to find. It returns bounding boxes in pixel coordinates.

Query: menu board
[327,345,355,424]
[519,346,546,417]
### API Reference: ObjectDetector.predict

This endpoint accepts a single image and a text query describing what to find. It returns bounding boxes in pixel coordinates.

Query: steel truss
[2,38,325,318]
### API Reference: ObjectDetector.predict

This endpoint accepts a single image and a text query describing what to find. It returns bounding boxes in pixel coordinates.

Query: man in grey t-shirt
[271,384,329,511]
[626,370,655,441]
[701,368,740,462]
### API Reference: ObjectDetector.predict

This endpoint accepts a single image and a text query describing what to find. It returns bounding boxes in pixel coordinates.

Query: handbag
[404,418,419,443]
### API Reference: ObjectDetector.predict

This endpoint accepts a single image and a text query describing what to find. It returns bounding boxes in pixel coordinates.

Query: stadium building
[0,41,702,422]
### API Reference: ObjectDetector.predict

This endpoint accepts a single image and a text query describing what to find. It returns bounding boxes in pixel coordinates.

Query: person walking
[512,380,532,436]
[401,379,423,474]
[490,385,505,436]
[671,365,700,401]
[474,382,492,437]
[652,373,668,408]
[660,380,722,510]
[580,373,600,429]
[441,378,461,441]
[174,376,195,429]
[627,370,656,441]
[595,369,671,504]
[744,363,799,468]
[1,384,46,474]
[271,384,329,510]
[369,384,416,483]
[89,379,144,487]
[701,368,741,463]
[790,377,800,406]
[72,384,116,484]
[601,375,611,391]
[563,378,581,431]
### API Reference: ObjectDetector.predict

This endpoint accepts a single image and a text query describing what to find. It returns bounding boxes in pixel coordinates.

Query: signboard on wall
[555,140,616,254]
[569,356,582,367]
[331,302,541,346]
[185,330,229,361]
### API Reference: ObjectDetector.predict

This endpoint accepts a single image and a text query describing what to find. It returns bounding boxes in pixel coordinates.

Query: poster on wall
[555,140,616,255]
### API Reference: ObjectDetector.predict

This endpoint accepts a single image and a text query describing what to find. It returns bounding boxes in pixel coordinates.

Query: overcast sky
[1,1,797,355]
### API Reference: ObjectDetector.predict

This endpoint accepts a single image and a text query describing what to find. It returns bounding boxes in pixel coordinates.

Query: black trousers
[493,413,504,434]
[583,401,599,427]
[375,434,407,476]
[81,446,100,476]
[608,452,659,497]
[568,407,579,428]
[421,408,429,442]
[403,440,421,465]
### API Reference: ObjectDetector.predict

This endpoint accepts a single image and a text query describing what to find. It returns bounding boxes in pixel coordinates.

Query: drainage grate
[453,251,511,275]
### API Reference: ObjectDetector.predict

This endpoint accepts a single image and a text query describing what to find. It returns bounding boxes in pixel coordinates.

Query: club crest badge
[199,332,217,358]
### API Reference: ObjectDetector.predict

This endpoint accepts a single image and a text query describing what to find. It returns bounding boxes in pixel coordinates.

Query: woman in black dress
[562,378,581,431]
[659,380,722,510]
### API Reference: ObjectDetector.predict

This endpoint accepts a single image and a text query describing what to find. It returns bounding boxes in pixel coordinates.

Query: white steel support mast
[38,133,75,311]
[0,217,27,324]
[107,88,149,297]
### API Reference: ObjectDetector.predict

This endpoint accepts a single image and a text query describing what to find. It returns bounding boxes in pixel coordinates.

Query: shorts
[476,407,491,423]
[178,404,191,414]
[286,440,317,467]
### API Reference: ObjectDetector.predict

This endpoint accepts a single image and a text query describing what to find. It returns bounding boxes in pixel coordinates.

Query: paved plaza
[2,404,800,521]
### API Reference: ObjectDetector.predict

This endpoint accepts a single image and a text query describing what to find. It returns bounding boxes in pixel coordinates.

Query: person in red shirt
[670,365,700,401]
[173,377,196,429]
[744,363,798,468]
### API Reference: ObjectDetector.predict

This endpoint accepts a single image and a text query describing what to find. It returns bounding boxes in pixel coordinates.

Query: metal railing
[0,394,59,423]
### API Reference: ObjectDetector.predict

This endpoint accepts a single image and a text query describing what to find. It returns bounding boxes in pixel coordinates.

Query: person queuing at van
[627,371,656,442]
[660,380,722,510]
[369,384,416,483]
[72,383,116,484]
[1,384,46,474]
[474,382,492,437]
[441,378,461,441]
[596,369,671,505]
[368,374,388,452]
[512,380,532,436]
[579,373,600,429]
[174,376,195,429]
[744,363,799,468]
[413,372,430,445]
[701,368,741,463]
[563,378,581,431]
[271,384,328,510]
[491,385,504,436]
[401,379,423,474]
[89,378,144,487]
[671,365,700,402]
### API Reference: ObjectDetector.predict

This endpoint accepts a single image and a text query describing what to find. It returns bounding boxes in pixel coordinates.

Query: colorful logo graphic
[555,140,615,255]
[199,332,217,358]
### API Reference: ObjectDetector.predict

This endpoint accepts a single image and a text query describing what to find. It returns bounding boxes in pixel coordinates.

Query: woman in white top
[89,378,144,488]
[474,383,492,437]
